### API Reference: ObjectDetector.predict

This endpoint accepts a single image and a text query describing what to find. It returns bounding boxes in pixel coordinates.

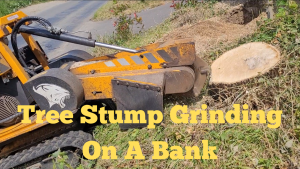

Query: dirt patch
[225,4,259,24]
[224,0,265,24]
[159,11,266,57]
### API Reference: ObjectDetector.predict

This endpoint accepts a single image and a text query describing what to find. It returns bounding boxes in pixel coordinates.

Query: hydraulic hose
[19,25,142,53]
[12,16,142,72]
[19,25,96,47]
[11,16,53,76]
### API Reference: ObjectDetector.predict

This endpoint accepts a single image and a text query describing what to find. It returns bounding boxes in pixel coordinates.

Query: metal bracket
[1,74,9,84]
[112,78,164,129]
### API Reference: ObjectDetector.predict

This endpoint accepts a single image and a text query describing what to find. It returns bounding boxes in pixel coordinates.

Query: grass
[92,20,172,57]
[56,1,300,169]
[90,1,300,168]
[92,117,284,168]
[0,0,51,17]
[93,1,166,21]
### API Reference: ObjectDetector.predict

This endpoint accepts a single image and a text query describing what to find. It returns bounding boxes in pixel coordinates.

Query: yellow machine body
[0,11,208,168]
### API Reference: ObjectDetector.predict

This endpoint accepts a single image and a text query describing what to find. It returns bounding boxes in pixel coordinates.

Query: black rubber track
[0,131,93,169]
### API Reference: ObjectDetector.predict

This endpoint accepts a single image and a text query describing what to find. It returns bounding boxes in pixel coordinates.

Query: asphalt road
[12,1,174,58]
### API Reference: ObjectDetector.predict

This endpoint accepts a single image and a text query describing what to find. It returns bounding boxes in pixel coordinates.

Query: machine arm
[19,25,141,53]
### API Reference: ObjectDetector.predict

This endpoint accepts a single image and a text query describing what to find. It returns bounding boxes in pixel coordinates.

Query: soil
[225,4,260,24]
[159,3,267,58]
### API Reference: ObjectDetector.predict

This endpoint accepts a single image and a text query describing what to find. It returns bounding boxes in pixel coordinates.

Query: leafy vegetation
[0,0,50,17]
[52,150,74,169]
[109,9,143,45]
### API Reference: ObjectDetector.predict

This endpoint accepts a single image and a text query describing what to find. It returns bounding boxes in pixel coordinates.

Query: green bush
[276,0,299,17]
[0,0,49,17]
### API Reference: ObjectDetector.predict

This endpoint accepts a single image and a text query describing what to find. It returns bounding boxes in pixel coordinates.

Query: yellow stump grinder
[0,11,209,168]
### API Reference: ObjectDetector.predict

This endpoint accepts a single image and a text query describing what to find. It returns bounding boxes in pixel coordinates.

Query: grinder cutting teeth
[0,11,209,169]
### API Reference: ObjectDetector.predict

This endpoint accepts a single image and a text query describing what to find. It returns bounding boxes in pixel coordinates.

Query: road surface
[12,1,173,58]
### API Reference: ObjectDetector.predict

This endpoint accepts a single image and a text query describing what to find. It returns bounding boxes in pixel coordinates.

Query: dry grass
[93,1,166,21]
[160,15,262,56]
[159,2,268,57]
[167,1,230,28]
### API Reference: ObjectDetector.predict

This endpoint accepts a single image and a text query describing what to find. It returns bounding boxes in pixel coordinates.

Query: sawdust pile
[160,4,266,57]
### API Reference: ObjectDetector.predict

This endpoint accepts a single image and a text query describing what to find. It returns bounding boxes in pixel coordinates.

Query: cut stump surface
[210,42,280,84]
